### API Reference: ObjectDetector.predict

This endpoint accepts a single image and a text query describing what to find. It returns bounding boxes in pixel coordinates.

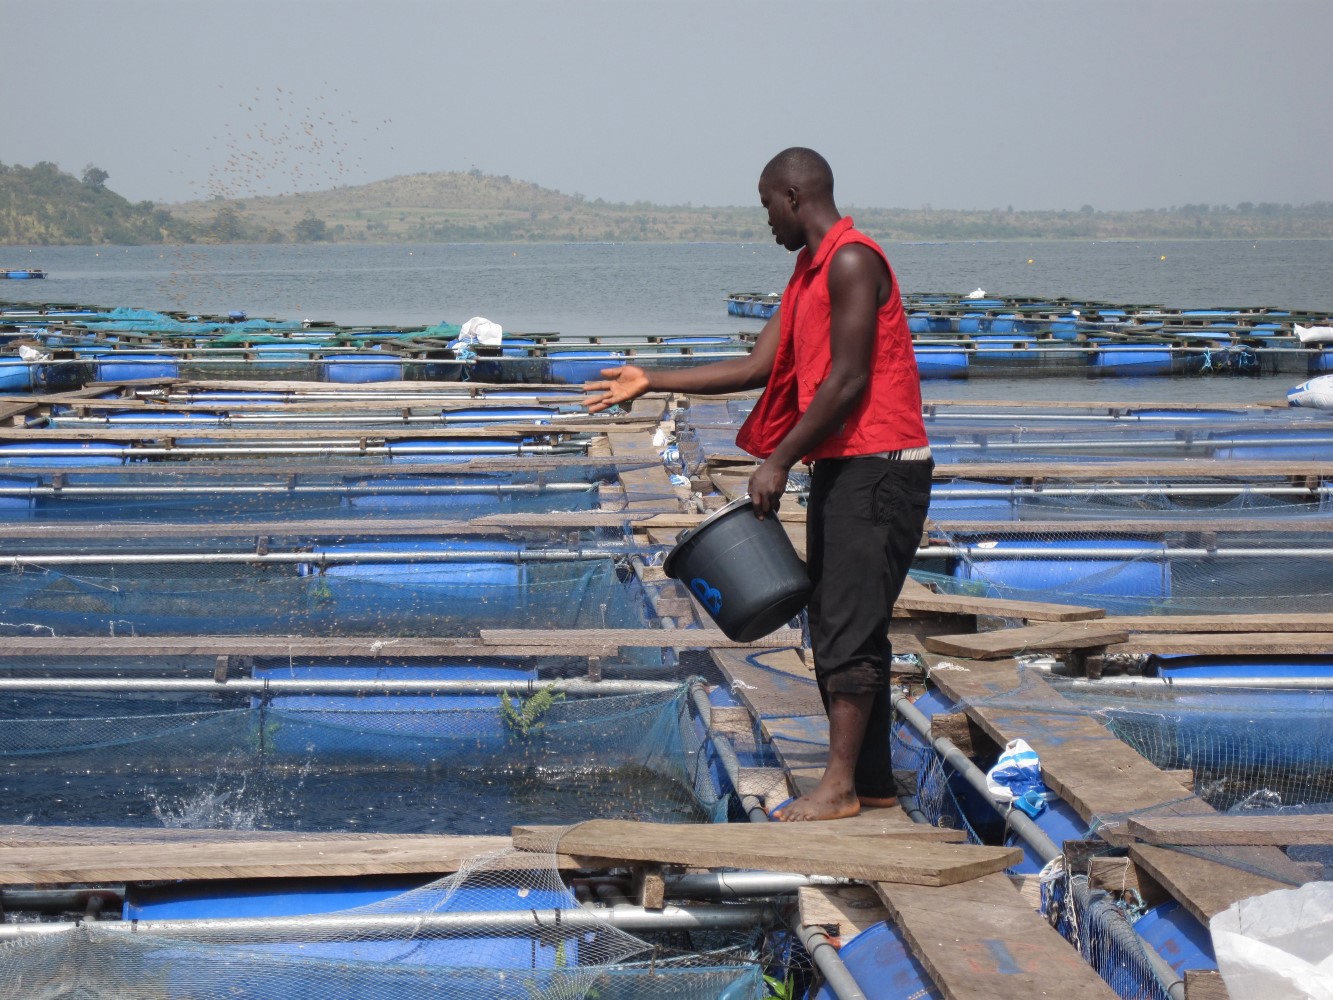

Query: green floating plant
[499,688,565,738]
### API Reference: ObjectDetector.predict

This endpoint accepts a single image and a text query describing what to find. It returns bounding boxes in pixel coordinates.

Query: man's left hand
[748,460,789,519]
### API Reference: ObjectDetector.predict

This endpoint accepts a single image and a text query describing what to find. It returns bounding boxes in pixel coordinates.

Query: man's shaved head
[760,147,834,200]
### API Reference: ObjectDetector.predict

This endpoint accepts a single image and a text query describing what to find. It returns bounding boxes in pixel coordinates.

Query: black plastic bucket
[662,495,811,642]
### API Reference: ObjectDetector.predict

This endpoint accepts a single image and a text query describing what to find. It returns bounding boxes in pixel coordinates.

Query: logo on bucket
[690,577,723,615]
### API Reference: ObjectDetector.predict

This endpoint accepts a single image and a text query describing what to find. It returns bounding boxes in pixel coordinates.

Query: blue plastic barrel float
[811,920,941,999]
[956,313,986,334]
[252,662,539,762]
[0,359,34,391]
[1132,901,1217,978]
[323,352,404,383]
[544,350,625,385]
[907,312,932,334]
[969,334,1037,365]
[1109,654,1333,774]
[949,537,1171,606]
[93,353,180,382]
[1047,315,1083,341]
[298,538,632,634]
[912,346,968,379]
[472,338,542,382]
[927,480,1016,521]
[1088,344,1176,377]
[1309,348,1333,374]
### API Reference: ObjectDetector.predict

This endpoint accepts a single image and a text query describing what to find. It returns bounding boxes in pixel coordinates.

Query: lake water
[4,238,1331,405]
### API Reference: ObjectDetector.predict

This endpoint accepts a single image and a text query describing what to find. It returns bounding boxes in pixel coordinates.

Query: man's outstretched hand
[583,365,650,413]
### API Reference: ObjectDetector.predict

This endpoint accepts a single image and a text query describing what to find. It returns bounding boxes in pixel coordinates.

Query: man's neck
[800,209,844,258]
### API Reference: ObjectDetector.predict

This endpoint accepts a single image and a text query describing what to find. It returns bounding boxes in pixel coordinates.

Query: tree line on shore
[3,160,1331,246]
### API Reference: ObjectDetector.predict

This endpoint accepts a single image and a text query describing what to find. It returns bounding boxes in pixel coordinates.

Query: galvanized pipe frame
[1,546,639,568]
[0,482,597,498]
[919,545,1333,559]
[931,483,1332,499]
[0,677,683,696]
[0,902,781,942]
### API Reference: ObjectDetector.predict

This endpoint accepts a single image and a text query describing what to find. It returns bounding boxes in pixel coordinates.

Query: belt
[853,446,933,461]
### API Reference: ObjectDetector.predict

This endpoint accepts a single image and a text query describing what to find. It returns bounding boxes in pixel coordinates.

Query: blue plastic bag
[985,738,1048,817]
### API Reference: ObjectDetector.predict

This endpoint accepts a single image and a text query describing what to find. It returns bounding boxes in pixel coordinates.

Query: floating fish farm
[0,296,1329,999]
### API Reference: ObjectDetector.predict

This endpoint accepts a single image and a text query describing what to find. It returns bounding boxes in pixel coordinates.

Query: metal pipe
[891,689,1186,1000]
[0,483,595,498]
[3,547,632,568]
[664,872,843,900]
[928,436,1333,454]
[0,902,778,942]
[688,682,770,824]
[1060,676,1333,692]
[917,545,1333,559]
[0,448,589,461]
[789,910,868,1000]
[0,678,682,696]
[931,485,1329,499]
[0,887,126,913]
[890,691,1061,861]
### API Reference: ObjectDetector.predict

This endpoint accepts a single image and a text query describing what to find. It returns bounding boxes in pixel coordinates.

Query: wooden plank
[1184,970,1232,1000]
[1128,814,1333,847]
[924,623,1129,660]
[709,647,823,721]
[480,628,803,649]
[875,873,1119,1000]
[1097,613,1333,634]
[512,820,1020,886]
[0,829,608,885]
[894,587,1106,623]
[1104,632,1333,656]
[798,884,889,940]
[931,711,998,757]
[1128,844,1291,925]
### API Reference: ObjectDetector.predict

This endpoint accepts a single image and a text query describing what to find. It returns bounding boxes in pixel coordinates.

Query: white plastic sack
[984,739,1047,815]
[1211,882,1333,1000]
[965,288,987,299]
[459,316,503,347]
[1295,323,1333,344]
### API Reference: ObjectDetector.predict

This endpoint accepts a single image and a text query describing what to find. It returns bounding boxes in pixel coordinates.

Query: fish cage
[915,524,1333,615]
[0,526,658,637]
[0,664,744,833]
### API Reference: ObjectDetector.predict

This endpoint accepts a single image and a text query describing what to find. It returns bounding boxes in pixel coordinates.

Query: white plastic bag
[458,316,503,347]
[1211,882,1333,1000]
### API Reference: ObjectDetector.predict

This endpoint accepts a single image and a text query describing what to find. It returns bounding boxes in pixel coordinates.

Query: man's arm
[582,310,781,412]
[748,244,885,516]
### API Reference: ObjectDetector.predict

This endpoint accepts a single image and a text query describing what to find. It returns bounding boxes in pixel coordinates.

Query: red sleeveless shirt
[735,217,928,461]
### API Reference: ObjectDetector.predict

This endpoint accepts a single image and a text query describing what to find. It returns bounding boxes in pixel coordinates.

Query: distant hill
[167,169,769,243]
[0,161,196,245]
[4,161,1332,245]
[168,172,1333,244]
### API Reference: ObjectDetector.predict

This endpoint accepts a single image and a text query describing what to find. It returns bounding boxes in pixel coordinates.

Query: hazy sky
[5,0,1331,211]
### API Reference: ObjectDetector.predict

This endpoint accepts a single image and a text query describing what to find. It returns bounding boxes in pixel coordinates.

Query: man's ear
[786,185,800,212]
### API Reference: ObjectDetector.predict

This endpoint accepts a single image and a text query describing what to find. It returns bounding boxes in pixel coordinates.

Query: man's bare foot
[772,788,860,822]
[858,794,899,809]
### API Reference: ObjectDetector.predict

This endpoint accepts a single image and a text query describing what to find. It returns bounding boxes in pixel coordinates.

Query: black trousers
[806,456,933,799]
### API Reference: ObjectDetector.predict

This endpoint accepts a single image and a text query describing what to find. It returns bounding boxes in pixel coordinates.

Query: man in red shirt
[585,148,932,821]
